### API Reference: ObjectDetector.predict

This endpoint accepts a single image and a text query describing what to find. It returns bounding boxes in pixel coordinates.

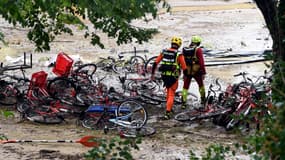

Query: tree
[0,0,169,52]
[190,1,285,159]
[255,0,285,61]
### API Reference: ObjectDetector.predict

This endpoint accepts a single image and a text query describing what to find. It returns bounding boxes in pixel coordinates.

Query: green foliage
[0,110,14,118]
[278,0,285,49]
[271,60,285,103]
[0,32,6,45]
[84,136,141,160]
[0,134,8,140]
[255,60,285,160]
[189,144,236,160]
[0,0,169,52]
[0,111,13,141]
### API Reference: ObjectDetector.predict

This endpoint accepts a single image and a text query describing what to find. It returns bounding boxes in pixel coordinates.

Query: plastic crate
[52,52,74,77]
[30,71,48,88]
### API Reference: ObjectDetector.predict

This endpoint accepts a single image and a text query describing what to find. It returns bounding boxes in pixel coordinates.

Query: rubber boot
[164,110,174,120]
[199,86,206,106]
[181,88,188,109]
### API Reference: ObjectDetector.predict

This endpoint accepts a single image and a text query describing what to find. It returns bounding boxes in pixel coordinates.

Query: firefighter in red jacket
[151,36,187,119]
[182,35,206,108]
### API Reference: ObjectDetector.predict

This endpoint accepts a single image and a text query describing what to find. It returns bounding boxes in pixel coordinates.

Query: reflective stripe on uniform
[162,58,175,63]
[161,70,179,77]
[163,52,176,55]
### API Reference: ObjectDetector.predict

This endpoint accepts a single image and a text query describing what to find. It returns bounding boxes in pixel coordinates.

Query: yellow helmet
[171,36,182,47]
[191,35,202,43]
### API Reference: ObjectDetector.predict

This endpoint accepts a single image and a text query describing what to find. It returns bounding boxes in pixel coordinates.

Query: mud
[0,0,270,159]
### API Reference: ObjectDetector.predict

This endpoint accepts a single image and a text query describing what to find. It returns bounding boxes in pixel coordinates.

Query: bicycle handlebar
[233,72,248,77]
[209,78,222,92]
[233,72,272,93]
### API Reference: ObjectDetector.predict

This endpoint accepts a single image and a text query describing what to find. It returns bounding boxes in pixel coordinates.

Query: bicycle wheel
[26,112,64,124]
[140,89,166,103]
[73,63,97,82]
[81,113,101,129]
[118,126,156,138]
[112,60,125,74]
[213,114,232,127]
[174,109,202,122]
[0,81,19,105]
[116,100,147,129]
[225,104,251,131]
[47,77,77,105]
[144,56,161,78]
[81,112,116,130]
[135,96,162,105]
[22,104,64,124]
[196,107,232,120]
[127,79,160,93]
[144,56,157,73]
[17,99,33,113]
[130,56,145,65]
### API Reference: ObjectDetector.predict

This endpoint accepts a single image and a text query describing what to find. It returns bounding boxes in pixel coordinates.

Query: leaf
[0,0,169,51]
[2,111,14,118]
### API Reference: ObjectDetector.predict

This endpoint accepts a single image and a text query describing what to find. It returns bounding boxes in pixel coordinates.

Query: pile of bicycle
[175,71,272,132]
[0,51,273,138]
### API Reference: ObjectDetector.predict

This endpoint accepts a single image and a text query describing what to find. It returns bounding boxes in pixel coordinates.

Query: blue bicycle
[79,100,155,137]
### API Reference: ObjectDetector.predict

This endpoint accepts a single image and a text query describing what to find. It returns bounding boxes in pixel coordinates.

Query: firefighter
[151,36,187,119]
[181,35,206,109]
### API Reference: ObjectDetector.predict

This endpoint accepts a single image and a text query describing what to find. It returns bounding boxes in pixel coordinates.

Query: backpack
[183,47,200,76]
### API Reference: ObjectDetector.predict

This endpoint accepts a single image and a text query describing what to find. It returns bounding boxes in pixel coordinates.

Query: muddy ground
[0,0,271,159]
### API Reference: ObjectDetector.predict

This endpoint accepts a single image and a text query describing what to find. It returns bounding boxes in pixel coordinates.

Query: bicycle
[96,56,116,72]
[144,55,161,78]
[17,70,84,124]
[174,78,232,122]
[76,73,162,106]
[0,53,32,105]
[223,72,272,131]
[112,49,147,75]
[0,74,29,106]
[47,53,98,106]
[79,100,154,137]
[117,73,164,105]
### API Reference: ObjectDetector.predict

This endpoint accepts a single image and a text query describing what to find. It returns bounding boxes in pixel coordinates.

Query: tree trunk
[278,0,285,61]
[255,0,285,61]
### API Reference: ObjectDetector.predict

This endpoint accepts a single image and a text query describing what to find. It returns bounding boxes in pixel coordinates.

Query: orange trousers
[166,80,178,112]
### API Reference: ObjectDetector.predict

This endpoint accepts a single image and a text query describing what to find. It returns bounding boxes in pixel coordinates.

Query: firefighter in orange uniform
[151,36,187,119]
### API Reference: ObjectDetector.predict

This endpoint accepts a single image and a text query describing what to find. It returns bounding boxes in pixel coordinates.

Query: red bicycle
[222,72,272,131]
[174,78,232,122]
[17,71,83,124]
